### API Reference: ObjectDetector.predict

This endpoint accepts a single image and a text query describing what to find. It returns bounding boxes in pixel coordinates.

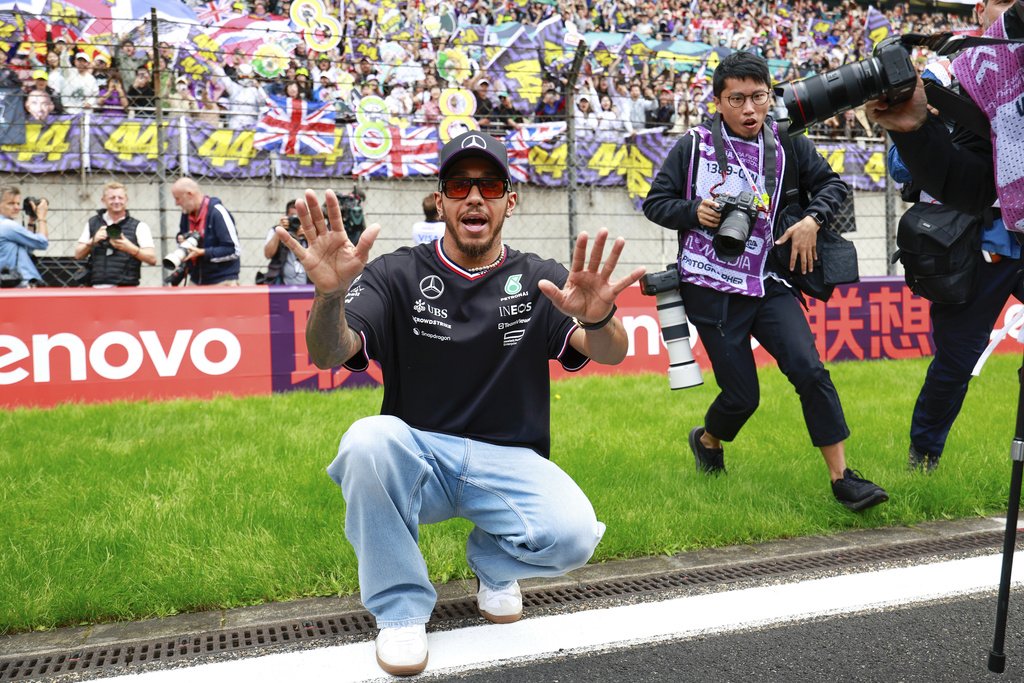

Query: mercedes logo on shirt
[419,275,444,300]
[461,134,487,150]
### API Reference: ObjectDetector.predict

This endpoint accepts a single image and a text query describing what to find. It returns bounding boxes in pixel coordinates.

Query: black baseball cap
[438,131,509,181]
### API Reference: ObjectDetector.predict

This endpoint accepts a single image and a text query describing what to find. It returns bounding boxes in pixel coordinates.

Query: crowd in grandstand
[0,0,981,140]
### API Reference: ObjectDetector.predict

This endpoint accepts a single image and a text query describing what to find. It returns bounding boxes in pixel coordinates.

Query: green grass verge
[1,354,1019,634]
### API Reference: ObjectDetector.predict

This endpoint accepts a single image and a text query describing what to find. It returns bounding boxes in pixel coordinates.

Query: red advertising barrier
[3,279,1022,409]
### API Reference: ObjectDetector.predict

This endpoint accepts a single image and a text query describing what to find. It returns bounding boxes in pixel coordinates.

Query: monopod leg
[988,358,1024,673]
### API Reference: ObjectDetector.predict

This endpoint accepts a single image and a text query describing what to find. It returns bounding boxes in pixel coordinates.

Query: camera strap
[709,113,777,208]
[901,32,1024,57]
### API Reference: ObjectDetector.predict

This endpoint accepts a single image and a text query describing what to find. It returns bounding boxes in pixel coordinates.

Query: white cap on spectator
[237,63,254,77]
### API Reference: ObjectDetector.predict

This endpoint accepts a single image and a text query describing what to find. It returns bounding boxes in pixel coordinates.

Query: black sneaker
[689,426,725,475]
[907,444,940,473]
[832,468,889,512]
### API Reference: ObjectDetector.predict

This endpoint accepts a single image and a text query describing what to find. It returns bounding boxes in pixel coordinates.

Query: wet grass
[1,354,1019,633]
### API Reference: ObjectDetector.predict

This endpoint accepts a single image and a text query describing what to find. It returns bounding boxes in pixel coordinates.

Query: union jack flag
[196,0,239,24]
[506,122,565,183]
[254,97,337,156]
[350,125,439,179]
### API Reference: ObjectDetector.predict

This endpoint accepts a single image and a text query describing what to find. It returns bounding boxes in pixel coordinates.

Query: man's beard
[446,218,504,261]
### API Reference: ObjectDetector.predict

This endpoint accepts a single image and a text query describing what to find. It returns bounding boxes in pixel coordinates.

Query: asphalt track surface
[5,519,1024,683]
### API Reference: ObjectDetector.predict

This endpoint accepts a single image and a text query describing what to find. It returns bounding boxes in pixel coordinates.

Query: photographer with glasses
[643,51,888,512]
[0,186,48,288]
[273,131,645,677]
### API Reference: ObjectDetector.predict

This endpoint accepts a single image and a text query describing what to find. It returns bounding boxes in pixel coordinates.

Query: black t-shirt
[343,240,589,457]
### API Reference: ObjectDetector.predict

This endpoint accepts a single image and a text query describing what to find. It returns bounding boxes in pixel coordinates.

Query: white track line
[113,552,1022,682]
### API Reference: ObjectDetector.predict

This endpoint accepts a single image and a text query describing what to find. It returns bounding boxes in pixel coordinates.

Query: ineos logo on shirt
[419,275,444,300]
[461,135,487,150]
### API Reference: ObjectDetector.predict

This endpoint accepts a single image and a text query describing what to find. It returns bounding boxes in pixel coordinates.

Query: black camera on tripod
[711,191,760,260]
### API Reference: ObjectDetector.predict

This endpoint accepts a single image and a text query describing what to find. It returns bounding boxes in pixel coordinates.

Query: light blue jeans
[327,415,606,628]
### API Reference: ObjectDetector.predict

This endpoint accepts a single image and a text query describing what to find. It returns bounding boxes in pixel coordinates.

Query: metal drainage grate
[0,529,1014,681]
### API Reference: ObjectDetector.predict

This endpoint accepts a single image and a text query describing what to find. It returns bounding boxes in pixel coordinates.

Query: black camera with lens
[22,196,43,219]
[712,191,760,259]
[106,224,122,240]
[638,265,702,390]
[776,36,916,134]
[287,215,301,234]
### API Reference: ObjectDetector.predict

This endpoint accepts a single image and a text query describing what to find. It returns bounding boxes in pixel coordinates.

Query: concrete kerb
[0,517,1007,660]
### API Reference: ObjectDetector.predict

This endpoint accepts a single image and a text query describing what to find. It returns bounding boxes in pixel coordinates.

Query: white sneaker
[477,579,523,624]
[375,624,428,676]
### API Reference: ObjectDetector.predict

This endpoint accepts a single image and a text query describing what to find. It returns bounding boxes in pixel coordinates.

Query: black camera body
[106,224,122,240]
[287,215,301,234]
[776,36,917,134]
[639,265,681,295]
[712,191,759,259]
[163,230,202,286]
[22,196,43,219]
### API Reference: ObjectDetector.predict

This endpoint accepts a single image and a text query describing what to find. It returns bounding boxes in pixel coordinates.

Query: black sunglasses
[440,177,510,200]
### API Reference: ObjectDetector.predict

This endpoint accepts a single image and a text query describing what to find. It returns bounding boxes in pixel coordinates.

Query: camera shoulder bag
[771,123,859,302]
[892,198,982,305]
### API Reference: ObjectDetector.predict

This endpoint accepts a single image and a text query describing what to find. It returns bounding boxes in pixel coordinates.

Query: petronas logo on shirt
[504,274,523,295]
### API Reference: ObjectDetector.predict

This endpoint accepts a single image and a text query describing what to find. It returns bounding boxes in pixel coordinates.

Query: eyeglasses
[725,91,771,108]
[440,177,509,200]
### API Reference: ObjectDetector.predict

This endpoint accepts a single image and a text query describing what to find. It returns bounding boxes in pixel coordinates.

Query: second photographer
[642,51,888,512]
[74,182,157,287]
[262,200,309,285]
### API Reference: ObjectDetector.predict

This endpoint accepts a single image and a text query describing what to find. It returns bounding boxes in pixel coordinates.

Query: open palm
[275,189,380,295]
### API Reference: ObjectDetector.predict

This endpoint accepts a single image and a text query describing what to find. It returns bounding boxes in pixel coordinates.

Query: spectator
[215,62,266,130]
[115,39,145,89]
[95,71,128,116]
[471,76,498,133]
[272,131,644,677]
[166,75,199,116]
[26,70,63,114]
[596,93,631,140]
[74,182,157,287]
[647,86,675,127]
[533,87,565,122]
[621,83,655,132]
[170,177,241,286]
[410,192,445,244]
[573,94,599,136]
[126,65,155,117]
[419,85,442,124]
[262,200,309,285]
[0,187,48,287]
[59,51,98,114]
[493,89,524,134]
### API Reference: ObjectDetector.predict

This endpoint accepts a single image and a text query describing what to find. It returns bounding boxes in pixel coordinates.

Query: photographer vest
[88,211,141,286]
[679,117,784,297]
[952,12,1024,233]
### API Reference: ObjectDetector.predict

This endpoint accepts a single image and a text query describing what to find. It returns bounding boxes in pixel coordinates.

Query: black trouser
[911,252,1024,457]
[682,278,850,447]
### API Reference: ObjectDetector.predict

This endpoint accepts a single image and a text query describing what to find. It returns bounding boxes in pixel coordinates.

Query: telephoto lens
[640,267,703,390]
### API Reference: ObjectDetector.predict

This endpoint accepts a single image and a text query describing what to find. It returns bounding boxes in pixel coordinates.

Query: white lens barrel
[655,290,703,390]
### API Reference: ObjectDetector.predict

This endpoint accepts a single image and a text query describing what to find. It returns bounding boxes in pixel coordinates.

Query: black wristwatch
[805,210,827,230]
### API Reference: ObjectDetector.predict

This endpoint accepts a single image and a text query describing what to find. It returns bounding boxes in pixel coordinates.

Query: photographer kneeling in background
[75,182,157,287]
[262,199,309,285]
[0,186,49,288]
